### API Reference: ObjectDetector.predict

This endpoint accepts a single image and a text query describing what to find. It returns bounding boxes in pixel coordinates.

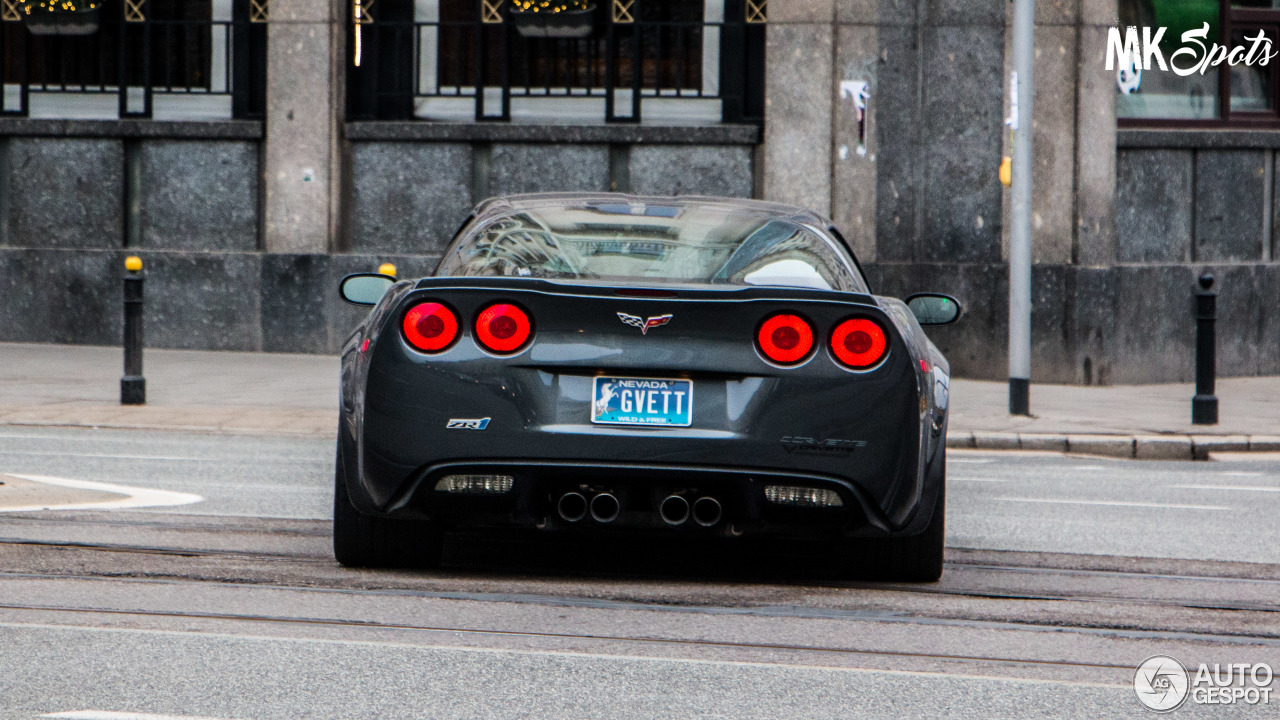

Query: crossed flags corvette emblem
[617,312,673,335]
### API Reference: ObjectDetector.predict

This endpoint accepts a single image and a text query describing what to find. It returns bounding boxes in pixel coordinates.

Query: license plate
[591,376,692,427]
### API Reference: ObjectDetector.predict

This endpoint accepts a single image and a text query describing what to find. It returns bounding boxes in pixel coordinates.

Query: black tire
[871,479,945,582]
[333,444,443,569]
[840,455,946,582]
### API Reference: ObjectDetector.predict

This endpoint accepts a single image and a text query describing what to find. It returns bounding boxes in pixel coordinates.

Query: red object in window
[830,318,887,369]
[402,301,459,353]
[360,338,370,354]
[475,303,532,353]
[756,313,814,365]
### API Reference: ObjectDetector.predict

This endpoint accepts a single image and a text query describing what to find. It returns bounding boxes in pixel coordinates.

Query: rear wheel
[840,456,946,582]
[869,481,944,582]
[333,444,443,569]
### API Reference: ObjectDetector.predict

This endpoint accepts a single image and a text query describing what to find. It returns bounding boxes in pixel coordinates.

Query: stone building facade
[1,0,1277,383]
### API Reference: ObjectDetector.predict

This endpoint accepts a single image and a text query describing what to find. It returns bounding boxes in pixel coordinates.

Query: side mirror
[906,293,961,326]
[340,273,395,305]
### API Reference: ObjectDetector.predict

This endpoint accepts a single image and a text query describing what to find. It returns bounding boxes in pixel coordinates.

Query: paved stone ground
[2,343,1277,457]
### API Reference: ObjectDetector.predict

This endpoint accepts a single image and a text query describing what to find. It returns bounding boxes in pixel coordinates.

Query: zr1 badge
[446,418,491,430]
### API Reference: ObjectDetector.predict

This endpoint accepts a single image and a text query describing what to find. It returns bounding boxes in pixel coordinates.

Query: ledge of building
[1118,128,1280,149]
[345,121,762,145]
[0,118,264,140]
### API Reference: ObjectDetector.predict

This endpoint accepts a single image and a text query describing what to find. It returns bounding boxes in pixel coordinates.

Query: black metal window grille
[348,0,765,124]
[0,0,266,119]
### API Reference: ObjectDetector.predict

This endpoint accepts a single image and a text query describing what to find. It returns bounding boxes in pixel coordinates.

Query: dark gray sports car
[335,193,960,580]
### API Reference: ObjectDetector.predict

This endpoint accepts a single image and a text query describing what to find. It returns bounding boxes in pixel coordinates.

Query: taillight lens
[830,317,888,369]
[475,303,532,354]
[756,313,814,365]
[402,301,459,353]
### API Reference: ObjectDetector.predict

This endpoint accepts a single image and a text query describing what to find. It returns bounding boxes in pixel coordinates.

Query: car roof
[470,192,834,228]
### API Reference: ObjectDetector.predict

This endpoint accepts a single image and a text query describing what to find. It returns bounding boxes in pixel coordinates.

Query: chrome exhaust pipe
[590,493,621,523]
[659,495,690,526]
[557,492,587,523]
[692,496,722,527]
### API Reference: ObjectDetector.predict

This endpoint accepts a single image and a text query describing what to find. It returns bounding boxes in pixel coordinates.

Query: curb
[947,432,1280,460]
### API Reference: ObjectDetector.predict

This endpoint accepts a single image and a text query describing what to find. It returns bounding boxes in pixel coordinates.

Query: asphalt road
[0,426,1277,719]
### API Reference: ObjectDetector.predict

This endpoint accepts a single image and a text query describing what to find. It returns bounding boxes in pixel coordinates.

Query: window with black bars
[0,0,266,119]
[348,0,765,124]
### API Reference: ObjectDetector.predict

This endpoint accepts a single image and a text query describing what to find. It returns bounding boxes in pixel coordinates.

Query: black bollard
[1192,272,1217,425]
[121,256,146,405]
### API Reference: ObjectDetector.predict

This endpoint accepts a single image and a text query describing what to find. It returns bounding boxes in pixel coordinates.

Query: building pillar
[263,0,344,253]
[762,1,835,216]
[999,0,1116,266]
[1075,0,1117,266]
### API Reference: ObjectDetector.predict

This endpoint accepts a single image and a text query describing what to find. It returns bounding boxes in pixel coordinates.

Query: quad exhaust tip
[557,492,587,523]
[692,496,722,527]
[659,495,690,526]
[590,492,621,523]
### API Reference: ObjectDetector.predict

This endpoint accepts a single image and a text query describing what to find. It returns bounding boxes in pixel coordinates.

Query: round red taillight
[402,301,459,353]
[830,317,888,369]
[756,313,814,365]
[475,303,532,354]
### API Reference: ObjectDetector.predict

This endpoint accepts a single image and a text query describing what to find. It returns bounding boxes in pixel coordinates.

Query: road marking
[43,713,241,720]
[0,451,204,461]
[1172,484,1280,493]
[1221,471,1264,477]
[951,477,1007,483]
[1071,466,1105,471]
[0,474,202,513]
[950,458,995,464]
[996,497,1229,511]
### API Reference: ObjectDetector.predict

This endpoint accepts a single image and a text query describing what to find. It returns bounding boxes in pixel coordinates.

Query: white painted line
[1172,484,1280,493]
[951,477,1008,483]
[950,458,995,464]
[1071,466,1106,471]
[1221,471,1264,477]
[996,497,1229,511]
[0,451,203,461]
[43,712,241,720]
[0,474,202,513]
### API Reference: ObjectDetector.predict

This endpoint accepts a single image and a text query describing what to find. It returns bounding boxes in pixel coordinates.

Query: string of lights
[21,0,98,14]
[511,0,590,13]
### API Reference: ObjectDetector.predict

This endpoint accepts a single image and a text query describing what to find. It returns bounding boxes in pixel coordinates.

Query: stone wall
[0,121,759,355]
[342,123,758,255]
[869,261,1280,384]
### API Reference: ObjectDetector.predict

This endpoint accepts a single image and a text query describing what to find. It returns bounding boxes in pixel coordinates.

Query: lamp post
[1008,0,1035,416]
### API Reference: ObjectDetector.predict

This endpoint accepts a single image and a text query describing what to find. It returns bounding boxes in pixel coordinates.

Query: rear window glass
[435,200,868,293]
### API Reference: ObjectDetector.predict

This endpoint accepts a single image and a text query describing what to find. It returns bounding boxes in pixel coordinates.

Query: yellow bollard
[378,263,396,278]
[999,156,1012,188]
[125,256,143,273]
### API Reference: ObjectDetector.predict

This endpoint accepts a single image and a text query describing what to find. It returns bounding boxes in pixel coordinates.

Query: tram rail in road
[0,428,1278,717]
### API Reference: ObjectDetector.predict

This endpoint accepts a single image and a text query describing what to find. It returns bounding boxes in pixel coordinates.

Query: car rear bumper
[345,456,942,540]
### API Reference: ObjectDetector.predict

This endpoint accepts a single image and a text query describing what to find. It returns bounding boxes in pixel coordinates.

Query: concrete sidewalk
[1,343,1277,458]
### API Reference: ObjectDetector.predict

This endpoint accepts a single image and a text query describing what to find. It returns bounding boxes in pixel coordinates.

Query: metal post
[121,256,146,406]
[1192,273,1218,425]
[1008,0,1035,416]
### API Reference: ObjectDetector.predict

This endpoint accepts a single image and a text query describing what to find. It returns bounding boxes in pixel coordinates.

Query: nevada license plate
[591,376,692,427]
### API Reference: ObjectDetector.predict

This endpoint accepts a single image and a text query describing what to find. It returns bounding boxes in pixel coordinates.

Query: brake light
[475,303,532,353]
[756,313,814,365]
[402,301,459,353]
[830,317,887,369]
